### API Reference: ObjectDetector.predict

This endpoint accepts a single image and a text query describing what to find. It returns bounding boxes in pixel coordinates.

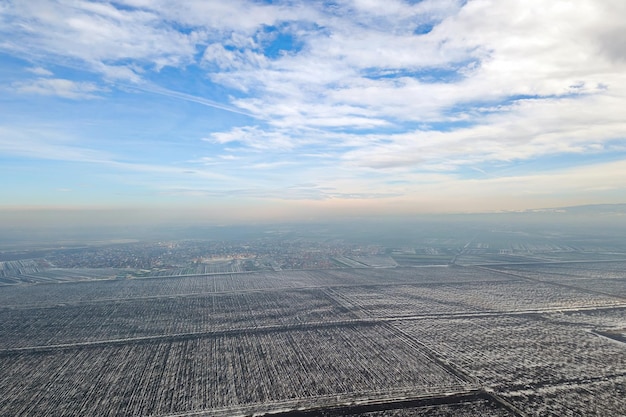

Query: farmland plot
[454,253,545,266]
[0,259,47,278]
[0,271,351,308]
[0,275,215,308]
[485,262,626,297]
[487,261,626,281]
[517,251,626,262]
[307,266,516,287]
[553,278,626,297]
[344,255,398,267]
[398,315,626,391]
[0,324,472,416]
[4,267,124,284]
[0,288,357,349]
[210,266,516,290]
[0,266,517,308]
[331,280,622,320]
[0,272,290,308]
[554,306,626,328]
[327,285,485,319]
[409,280,621,312]
[500,375,626,416]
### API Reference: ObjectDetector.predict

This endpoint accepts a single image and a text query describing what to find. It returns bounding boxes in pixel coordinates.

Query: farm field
[0,251,625,416]
[500,376,626,416]
[0,325,472,416]
[486,260,626,280]
[398,314,626,388]
[456,251,626,266]
[0,288,360,349]
[329,278,623,319]
[397,313,626,415]
[0,265,519,308]
[484,261,626,297]
[389,253,453,266]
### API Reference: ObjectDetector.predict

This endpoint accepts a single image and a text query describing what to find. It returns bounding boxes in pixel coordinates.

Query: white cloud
[206,126,300,150]
[194,0,626,178]
[26,66,53,76]
[340,92,626,171]
[202,0,623,133]
[12,78,104,99]
[1,0,202,80]
[248,161,296,170]
[202,43,268,71]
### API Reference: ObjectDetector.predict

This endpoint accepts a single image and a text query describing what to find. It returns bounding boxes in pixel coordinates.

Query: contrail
[127,84,257,118]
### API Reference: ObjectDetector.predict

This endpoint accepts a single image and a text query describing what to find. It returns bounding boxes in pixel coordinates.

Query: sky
[1,0,626,225]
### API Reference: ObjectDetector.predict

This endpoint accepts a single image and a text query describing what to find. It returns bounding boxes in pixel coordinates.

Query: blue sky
[1,0,626,224]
